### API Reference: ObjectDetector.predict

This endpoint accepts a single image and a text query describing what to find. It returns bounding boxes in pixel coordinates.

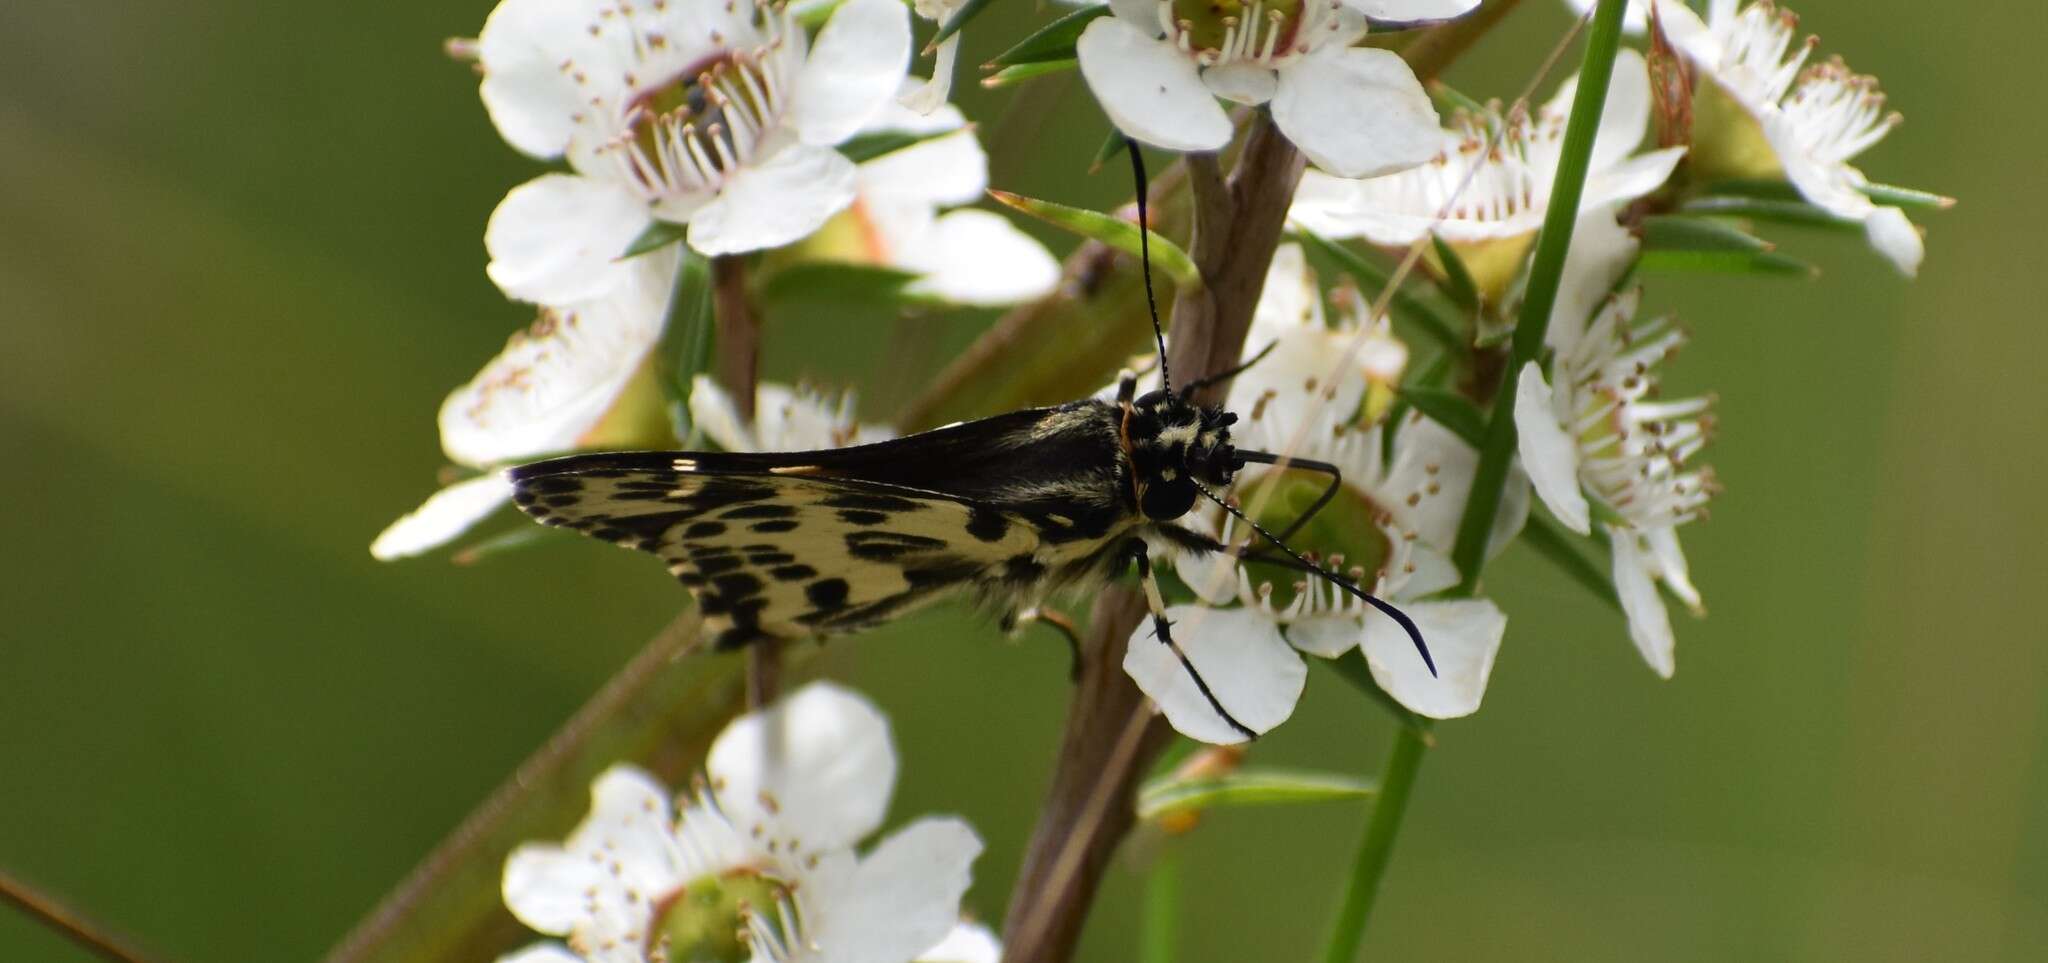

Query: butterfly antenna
[1195,481,1437,677]
[1127,138,1172,395]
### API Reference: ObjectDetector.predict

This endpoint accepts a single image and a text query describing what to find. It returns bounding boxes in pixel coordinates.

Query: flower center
[650,868,793,963]
[1162,0,1321,67]
[601,21,792,202]
[1237,471,1392,611]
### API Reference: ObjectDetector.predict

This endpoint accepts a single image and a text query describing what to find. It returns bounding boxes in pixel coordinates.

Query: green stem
[1448,0,1632,595]
[1318,724,1430,963]
[1139,849,1181,963]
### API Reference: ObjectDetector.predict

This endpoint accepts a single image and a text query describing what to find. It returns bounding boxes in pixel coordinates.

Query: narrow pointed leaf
[1429,233,1480,310]
[1138,768,1378,821]
[837,125,964,165]
[1638,248,1816,277]
[1859,182,1956,210]
[660,251,716,438]
[930,0,1001,50]
[1641,214,1775,253]
[982,58,1078,88]
[989,190,1199,287]
[1679,196,1859,231]
[986,5,1109,67]
[757,262,923,305]
[622,219,688,259]
[1090,129,1130,173]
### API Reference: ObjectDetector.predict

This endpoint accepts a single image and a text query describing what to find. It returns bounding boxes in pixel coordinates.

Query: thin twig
[711,255,759,422]
[0,870,164,963]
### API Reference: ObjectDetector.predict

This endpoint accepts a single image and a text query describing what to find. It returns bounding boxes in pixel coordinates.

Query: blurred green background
[1,1,2040,960]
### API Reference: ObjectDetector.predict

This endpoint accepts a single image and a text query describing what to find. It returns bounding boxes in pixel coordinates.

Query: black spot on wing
[820,493,926,513]
[966,506,1008,543]
[769,564,816,581]
[684,521,727,538]
[837,509,889,526]
[720,503,796,520]
[806,578,850,610]
[750,519,800,533]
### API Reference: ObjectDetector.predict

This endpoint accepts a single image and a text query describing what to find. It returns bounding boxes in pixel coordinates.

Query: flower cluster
[499,683,990,963]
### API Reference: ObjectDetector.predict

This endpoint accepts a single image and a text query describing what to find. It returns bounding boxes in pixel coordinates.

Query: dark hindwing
[511,453,1050,649]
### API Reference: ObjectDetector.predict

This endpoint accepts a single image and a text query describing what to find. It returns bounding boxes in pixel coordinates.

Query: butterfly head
[1127,389,1240,520]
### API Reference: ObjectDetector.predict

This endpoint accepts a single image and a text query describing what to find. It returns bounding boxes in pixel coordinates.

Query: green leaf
[1695,177,1805,201]
[1398,386,1485,446]
[1638,248,1816,277]
[981,58,1077,88]
[1641,213,1775,253]
[930,0,1001,50]
[836,125,960,165]
[986,5,1109,66]
[660,251,716,439]
[1679,196,1860,232]
[1429,233,1480,311]
[1520,514,1623,613]
[1428,81,1489,119]
[1138,768,1378,821]
[989,190,1200,287]
[1293,228,1464,353]
[621,219,688,259]
[1089,129,1129,173]
[1860,181,1956,210]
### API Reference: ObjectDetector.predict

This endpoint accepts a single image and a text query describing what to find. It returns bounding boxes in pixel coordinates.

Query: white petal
[1865,206,1924,277]
[476,0,613,159]
[370,473,515,560]
[1124,605,1306,745]
[438,271,671,467]
[1548,205,1643,353]
[1545,48,1652,172]
[918,922,1001,963]
[1077,18,1234,152]
[486,175,653,305]
[899,35,961,114]
[1560,0,1650,33]
[687,145,859,256]
[1381,414,1479,551]
[791,0,913,146]
[1583,146,1687,215]
[497,944,587,963]
[859,128,987,210]
[502,845,606,935]
[808,817,982,963]
[707,681,897,851]
[1226,327,1364,438]
[1512,362,1591,534]
[688,374,755,451]
[901,209,1063,306]
[1609,524,1676,678]
[1339,0,1482,22]
[1642,525,1702,613]
[1201,63,1279,106]
[1247,242,1321,345]
[1272,48,1440,179]
[1360,598,1504,718]
[1285,616,1362,658]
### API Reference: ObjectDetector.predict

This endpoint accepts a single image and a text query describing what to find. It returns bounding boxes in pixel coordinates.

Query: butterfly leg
[1125,539,1257,741]
[1003,606,1086,681]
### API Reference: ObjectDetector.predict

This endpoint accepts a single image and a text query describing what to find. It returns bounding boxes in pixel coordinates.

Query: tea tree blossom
[370,253,679,560]
[688,376,896,453]
[1515,287,1715,677]
[477,0,911,304]
[1570,0,1931,274]
[498,683,983,963]
[1289,49,1684,299]
[900,0,967,114]
[1076,0,1475,177]
[1122,246,1522,742]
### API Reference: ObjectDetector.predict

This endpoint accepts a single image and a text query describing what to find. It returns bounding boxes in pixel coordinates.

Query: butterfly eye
[1141,477,1199,520]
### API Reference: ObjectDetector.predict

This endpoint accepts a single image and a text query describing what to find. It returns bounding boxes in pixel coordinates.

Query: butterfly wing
[510,451,1045,649]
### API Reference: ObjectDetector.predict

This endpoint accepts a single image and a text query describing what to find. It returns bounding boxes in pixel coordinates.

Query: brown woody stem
[0,869,164,963]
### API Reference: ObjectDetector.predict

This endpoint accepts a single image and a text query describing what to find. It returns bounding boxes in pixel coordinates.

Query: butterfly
[509,146,1431,740]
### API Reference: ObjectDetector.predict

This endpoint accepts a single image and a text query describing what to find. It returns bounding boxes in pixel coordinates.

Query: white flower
[1075,0,1472,177]
[478,0,911,303]
[689,376,897,453]
[1648,0,1929,275]
[499,682,983,963]
[915,922,1001,963]
[836,92,1062,305]
[1289,48,1684,298]
[900,0,967,114]
[1514,287,1713,677]
[371,252,679,560]
[1122,247,1524,742]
